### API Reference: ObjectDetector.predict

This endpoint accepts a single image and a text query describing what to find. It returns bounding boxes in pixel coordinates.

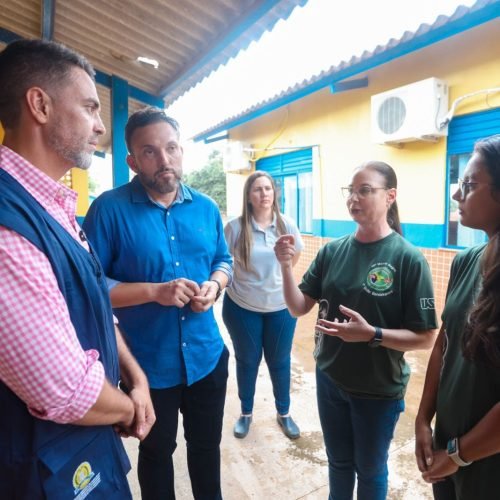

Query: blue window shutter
[447,107,500,155]
[257,148,312,175]
[256,149,313,233]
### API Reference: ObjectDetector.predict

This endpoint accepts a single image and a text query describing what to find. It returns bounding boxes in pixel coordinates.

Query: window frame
[444,107,500,248]
[256,148,313,234]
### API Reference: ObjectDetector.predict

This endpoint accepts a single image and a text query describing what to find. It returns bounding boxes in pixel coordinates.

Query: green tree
[184,150,226,214]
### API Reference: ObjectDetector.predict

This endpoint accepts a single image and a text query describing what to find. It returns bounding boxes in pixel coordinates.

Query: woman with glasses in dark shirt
[275,161,438,500]
[415,135,500,500]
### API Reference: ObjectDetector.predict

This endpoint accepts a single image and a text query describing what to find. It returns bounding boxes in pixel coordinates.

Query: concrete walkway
[124,297,434,499]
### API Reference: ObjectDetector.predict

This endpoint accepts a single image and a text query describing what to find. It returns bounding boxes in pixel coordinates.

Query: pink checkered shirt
[0,145,105,423]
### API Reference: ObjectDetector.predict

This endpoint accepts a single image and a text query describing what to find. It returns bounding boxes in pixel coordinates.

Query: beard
[138,167,182,195]
[47,125,95,170]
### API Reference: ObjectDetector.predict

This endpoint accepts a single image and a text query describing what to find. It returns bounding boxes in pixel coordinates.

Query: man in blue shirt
[83,107,232,500]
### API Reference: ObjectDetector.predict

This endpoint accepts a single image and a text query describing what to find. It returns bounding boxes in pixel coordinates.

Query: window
[447,153,485,247]
[257,149,313,233]
[445,107,500,247]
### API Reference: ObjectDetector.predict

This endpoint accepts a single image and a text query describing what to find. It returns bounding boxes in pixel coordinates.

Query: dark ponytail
[364,161,402,235]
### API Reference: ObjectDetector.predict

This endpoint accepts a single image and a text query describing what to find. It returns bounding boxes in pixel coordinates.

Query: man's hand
[153,279,200,308]
[190,281,218,313]
[115,385,156,441]
[128,386,156,440]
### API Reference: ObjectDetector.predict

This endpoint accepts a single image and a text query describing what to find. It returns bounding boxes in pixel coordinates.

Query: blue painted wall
[312,219,444,248]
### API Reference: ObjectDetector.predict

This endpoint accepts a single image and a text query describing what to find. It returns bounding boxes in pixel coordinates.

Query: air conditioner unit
[223,141,253,172]
[371,77,449,145]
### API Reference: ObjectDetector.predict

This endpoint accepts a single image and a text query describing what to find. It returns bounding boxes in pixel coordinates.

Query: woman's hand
[274,234,296,268]
[421,449,458,483]
[315,304,374,342]
[415,417,434,472]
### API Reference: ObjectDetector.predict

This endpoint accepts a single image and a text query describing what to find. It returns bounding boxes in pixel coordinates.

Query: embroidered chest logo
[73,461,101,498]
[363,263,395,296]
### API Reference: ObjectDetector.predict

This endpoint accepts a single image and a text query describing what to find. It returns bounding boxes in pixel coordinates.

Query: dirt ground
[124,299,435,499]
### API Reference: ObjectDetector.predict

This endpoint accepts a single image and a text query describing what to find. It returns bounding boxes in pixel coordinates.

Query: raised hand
[274,234,296,267]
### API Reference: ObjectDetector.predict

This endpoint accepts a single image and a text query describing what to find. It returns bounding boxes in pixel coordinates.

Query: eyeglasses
[341,186,388,199]
[457,178,494,199]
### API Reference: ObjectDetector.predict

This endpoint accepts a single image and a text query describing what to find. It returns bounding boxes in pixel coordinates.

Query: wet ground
[124,299,435,499]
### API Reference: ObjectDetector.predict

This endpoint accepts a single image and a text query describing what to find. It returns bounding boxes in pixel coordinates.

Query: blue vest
[0,169,131,499]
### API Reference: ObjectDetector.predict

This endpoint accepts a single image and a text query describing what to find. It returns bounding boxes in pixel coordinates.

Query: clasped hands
[415,421,459,484]
[153,278,218,312]
[116,384,156,441]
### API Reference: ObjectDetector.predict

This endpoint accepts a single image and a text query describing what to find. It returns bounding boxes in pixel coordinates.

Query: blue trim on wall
[401,223,444,248]
[312,219,356,238]
[111,75,129,187]
[95,70,112,88]
[0,28,23,43]
[194,2,500,142]
[311,219,445,248]
[95,70,164,107]
[129,86,164,108]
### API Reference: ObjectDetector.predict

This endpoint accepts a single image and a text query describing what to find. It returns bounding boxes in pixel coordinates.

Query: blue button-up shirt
[83,177,232,388]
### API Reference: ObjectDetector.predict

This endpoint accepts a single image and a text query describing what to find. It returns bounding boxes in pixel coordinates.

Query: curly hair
[462,135,500,369]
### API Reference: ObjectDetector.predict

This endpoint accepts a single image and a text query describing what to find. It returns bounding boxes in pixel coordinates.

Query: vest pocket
[38,427,130,499]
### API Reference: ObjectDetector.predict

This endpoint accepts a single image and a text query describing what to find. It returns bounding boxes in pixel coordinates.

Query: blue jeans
[316,367,404,500]
[222,294,297,415]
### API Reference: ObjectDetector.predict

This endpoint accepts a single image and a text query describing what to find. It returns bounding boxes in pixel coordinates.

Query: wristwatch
[368,326,383,348]
[447,437,472,467]
[209,278,222,301]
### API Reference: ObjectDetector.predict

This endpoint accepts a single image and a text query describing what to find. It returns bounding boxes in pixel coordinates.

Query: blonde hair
[237,171,287,270]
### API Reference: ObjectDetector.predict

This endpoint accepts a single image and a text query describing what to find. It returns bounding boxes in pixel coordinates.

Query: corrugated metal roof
[194,0,500,142]
[0,0,307,148]
[0,0,306,101]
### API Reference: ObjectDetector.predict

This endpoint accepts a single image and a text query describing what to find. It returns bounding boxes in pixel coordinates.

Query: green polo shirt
[299,232,437,399]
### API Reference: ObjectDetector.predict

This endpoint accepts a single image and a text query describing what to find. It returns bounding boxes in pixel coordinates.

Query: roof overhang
[1,0,307,149]
[194,0,500,142]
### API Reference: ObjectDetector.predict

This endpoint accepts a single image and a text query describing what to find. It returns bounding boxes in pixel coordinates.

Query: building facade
[199,6,500,315]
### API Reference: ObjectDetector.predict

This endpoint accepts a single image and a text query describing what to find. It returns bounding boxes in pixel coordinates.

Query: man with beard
[0,40,155,498]
[83,107,232,500]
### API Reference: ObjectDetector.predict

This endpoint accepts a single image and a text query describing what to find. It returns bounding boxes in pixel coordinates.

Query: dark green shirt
[299,232,437,399]
[435,244,500,499]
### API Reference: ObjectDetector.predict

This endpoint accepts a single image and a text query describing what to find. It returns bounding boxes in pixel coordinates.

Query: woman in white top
[223,171,303,439]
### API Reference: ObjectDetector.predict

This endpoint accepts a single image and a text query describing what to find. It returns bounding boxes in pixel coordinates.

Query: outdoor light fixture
[136,56,159,69]
[110,50,159,69]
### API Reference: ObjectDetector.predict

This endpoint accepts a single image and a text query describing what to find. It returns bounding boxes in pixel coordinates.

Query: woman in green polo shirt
[275,161,438,500]
[415,135,500,500]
